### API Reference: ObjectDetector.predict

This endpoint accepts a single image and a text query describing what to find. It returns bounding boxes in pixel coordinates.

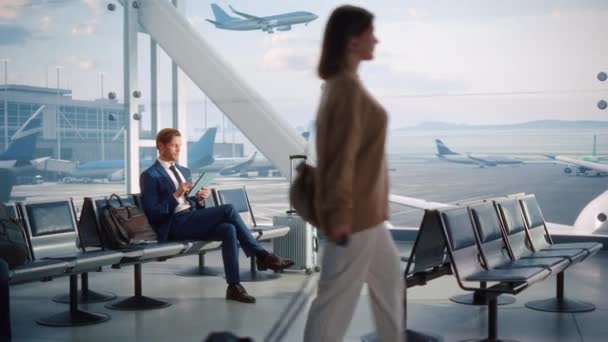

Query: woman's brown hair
[317,5,374,80]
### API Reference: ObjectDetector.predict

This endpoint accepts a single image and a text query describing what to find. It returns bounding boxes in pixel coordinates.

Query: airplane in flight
[62,127,218,183]
[206,4,318,34]
[435,139,524,167]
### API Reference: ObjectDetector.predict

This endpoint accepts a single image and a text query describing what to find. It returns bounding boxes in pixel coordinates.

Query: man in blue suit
[140,128,293,303]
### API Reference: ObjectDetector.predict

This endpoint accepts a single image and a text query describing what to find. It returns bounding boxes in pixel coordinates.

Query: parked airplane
[577,134,606,163]
[206,4,318,34]
[212,151,277,176]
[544,135,606,176]
[0,117,48,200]
[62,127,218,183]
[435,139,524,167]
[0,116,49,175]
[544,154,608,177]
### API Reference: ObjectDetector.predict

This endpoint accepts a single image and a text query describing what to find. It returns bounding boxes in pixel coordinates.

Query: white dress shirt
[157,158,192,214]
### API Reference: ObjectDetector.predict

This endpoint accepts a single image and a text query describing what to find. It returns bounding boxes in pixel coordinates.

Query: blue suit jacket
[139,160,203,241]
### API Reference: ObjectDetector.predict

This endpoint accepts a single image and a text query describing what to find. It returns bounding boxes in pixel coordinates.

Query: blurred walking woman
[303,5,404,342]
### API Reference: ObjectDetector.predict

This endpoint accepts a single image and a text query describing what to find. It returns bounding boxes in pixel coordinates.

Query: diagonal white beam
[138,0,306,177]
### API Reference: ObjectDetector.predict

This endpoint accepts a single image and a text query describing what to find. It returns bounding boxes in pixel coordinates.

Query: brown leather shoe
[226,283,256,304]
[256,253,295,271]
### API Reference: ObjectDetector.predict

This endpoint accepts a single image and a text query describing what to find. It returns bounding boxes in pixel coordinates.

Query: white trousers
[303,222,405,342]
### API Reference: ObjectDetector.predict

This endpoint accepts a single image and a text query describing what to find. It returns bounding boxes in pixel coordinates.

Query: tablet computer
[187,172,217,197]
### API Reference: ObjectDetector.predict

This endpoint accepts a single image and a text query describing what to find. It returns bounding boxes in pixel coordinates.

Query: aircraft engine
[277,25,291,31]
[261,20,278,32]
[109,169,125,181]
[563,166,572,174]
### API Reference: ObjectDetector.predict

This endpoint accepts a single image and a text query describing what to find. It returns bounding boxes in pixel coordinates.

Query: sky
[1,0,608,141]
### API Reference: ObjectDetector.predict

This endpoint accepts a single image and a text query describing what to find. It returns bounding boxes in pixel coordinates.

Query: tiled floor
[8,242,608,341]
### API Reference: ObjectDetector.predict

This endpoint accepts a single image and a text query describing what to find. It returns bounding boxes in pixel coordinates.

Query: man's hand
[327,224,351,246]
[197,187,210,202]
[174,182,192,199]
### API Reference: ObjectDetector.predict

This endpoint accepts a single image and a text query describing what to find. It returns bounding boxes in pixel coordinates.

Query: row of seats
[403,194,602,341]
[3,186,290,328]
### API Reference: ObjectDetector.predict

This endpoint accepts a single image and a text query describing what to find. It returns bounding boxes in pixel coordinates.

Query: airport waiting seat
[3,203,19,221]
[439,206,550,342]
[215,187,290,281]
[470,202,570,274]
[519,194,602,256]
[3,203,72,286]
[18,200,125,326]
[495,198,595,313]
[78,195,185,311]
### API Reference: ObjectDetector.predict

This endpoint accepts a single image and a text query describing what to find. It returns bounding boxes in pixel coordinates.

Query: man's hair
[156,128,181,149]
[318,5,374,80]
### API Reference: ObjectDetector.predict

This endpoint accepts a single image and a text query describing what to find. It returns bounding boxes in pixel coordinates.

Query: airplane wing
[549,155,608,174]
[229,5,264,21]
[466,154,497,167]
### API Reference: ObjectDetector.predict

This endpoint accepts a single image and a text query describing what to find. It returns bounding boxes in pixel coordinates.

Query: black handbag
[0,203,30,269]
[288,155,320,228]
[101,194,157,249]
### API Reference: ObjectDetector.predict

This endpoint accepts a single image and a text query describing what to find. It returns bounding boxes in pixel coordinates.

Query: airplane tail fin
[189,127,217,166]
[435,139,458,156]
[592,134,597,157]
[0,118,41,162]
[210,4,238,23]
[205,19,220,26]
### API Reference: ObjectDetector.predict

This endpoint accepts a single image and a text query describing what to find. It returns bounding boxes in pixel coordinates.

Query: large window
[1,1,606,233]
[0,0,124,209]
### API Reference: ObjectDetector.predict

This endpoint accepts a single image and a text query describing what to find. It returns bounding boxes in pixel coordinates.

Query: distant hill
[394,120,608,132]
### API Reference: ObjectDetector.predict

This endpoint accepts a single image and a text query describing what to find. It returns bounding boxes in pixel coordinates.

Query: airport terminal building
[0,84,126,162]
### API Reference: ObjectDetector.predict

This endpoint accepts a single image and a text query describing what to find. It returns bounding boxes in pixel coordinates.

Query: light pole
[56,66,62,159]
[100,72,105,160]
[2,59,8,152]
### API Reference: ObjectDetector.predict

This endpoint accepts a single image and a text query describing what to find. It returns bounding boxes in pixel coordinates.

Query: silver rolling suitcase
[272,155,320,274]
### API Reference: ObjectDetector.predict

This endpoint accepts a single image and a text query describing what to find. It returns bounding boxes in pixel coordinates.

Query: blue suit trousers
[168,204,263,283]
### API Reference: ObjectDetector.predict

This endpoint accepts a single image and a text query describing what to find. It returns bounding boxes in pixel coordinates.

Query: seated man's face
[158,136,182,162]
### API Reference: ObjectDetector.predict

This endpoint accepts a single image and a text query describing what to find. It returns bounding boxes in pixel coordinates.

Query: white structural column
[124,1,140,194]
[138,0,306,177]
[171,0,188,166]
[150,37,160,137]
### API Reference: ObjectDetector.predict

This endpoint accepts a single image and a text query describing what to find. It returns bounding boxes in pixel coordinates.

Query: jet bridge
[136,0,307,180]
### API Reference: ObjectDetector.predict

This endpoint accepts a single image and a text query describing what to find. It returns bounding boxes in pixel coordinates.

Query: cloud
[188,16,207,26]
[0,24,31,45]
[71,19,97,36]
[83,0,104,16]
[0,0,26,20]
[262,34,319,72]
[64,55,98,71]
[39,16,51,32]
[361,63,469,95]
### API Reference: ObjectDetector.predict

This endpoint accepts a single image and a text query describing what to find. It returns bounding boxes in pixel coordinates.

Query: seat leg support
[175,251,223,277]
[53,272,117,304]
[105,264,171,311]
[450,282,516,306]
[37,274,110,327]
[525,271,595,313]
